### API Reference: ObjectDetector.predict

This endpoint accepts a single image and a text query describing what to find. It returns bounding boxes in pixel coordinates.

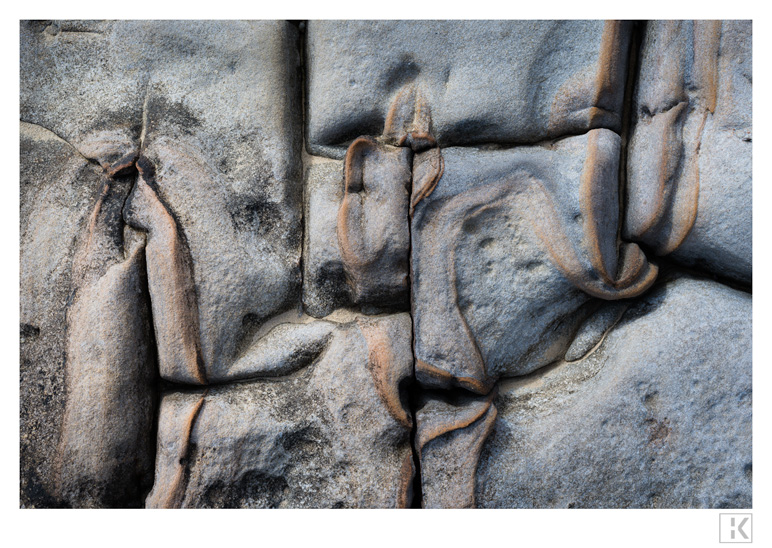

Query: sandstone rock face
[473,277,751,508]
[146,314,414,509]
[411,130,656,395]
[20,123,106,507]
[626,21,752,284]
[21,20,751,509]
[306,21,632,156]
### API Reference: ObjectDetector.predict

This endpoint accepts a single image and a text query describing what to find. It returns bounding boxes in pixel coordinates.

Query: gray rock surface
[130,21,304,382]
[20,20,306,506]
[146,314,414,508]
[20,123,105,507]
[625,20,752,284]
[56,210,156,508]
[411,130,656,394]
[20,19,752,511]
[472,277,751,508]
[306,21,632,157]
[302,158,351,317]
[336,138,411,308]
[22,19,305,384]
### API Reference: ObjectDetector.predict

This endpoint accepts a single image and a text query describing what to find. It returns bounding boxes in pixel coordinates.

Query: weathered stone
[411,129,656,394]
[20,123,104,507]
[132,21,304,382]
[303,84,442,317]
[20,20,306,507]
[20,19,752,512]
[306,21,632,157]
[20,20,146,174]
[146,314,414,508]
[56,195,156,507]
[415,390,497,508]
[470,276,751,508]
[337,138,411,307]
[625,20,752,285]
[302,158,351,317]
[22,20,304,384]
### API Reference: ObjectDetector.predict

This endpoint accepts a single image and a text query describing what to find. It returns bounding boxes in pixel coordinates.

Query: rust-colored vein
[416,390,497,453]
[384,85,416,142]
[694,20,722,115]
[338,137,377,271]
[161,391,207,509]
[592,20,628,121]
[659,109,706,255]
[410,147,444,214]
[358,318,413,429]
[396,451,415,509]
[580,130,614,284]
[636,102,688,240]
[416,360,491,396]
[105,150,140,178]
[524,175,657,300]
[415,393,498,508]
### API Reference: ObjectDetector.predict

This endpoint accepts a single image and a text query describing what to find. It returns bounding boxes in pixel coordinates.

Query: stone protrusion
[146,315,414,508]
[56,177,157,508]
[337,137,412,308]
[626,20,752,284]
[124,158,206,385]
[415,389,498,508]
[412,130,657,395]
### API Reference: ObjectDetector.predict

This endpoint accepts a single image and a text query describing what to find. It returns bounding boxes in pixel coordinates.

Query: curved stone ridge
[20,19,751,509]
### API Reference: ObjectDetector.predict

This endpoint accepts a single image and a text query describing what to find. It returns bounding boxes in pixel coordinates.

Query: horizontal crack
[20,120,98,167]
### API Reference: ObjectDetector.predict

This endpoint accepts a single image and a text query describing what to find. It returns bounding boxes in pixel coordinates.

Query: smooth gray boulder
[472,276,751,508]
[625,20,752,285]
[306,20,632,157]
[146,314,415,508]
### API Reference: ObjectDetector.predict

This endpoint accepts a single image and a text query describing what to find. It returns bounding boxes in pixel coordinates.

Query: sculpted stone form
[474,277,751,508]
[146,314,414,509]
[306,21,632,155]
[20,20,751,509]
[626,20,752,284]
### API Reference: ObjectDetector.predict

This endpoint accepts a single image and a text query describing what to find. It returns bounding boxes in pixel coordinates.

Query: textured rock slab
[131,21,304,382]
[302,158,351,317]
[411,130,655,393]
[20,20,146,173]
[20,20,305,507]
[20,123,105,507]
[415,390,497,508]
[22,20,304,384]
[306,20,631,157]
[337,138,411,307]
[626,20,752,284]
[146,314,414,508]
[56,217,156,508]
[472,277,751,508]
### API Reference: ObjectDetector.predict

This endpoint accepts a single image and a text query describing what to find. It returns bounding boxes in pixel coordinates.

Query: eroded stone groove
[20,19,751,509]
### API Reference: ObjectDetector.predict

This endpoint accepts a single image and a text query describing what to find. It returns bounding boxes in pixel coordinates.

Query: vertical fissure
[407,176,423,509]
[617,20,646,254]
[296,21,309,319]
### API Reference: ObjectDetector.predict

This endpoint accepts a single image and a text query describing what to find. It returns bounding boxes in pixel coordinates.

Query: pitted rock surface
[20,20,751,509]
